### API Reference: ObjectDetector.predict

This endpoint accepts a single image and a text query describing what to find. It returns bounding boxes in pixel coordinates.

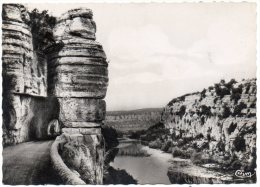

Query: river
[110,140,172,184]
[109,140,249,184]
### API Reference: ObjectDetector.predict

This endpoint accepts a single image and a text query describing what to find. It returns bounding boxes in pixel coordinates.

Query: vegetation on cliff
[102,125,119,151]
[28,9,56,51]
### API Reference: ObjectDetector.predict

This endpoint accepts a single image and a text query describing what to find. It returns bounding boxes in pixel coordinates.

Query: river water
[110,141,172,184]
[109,140,240,184]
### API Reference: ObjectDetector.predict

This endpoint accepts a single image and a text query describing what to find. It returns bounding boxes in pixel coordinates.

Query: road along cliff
[2,4,109,185]
[2,141,62,185]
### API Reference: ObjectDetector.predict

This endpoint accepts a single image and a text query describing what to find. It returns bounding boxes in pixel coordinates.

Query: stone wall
[2,4,53,146]
[47,8,108,184]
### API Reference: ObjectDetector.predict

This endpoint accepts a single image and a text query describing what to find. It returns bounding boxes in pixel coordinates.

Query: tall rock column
[47,8,108,184]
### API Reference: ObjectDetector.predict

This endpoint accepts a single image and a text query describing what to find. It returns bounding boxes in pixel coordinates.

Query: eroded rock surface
[2,4,47,96]
[60,133,104,184]
[2,95,59,146]
[58,98,106,125]
[2,4,52,146]
[47,9,108,98]
[161,79,256,171]
[47,8,108,184]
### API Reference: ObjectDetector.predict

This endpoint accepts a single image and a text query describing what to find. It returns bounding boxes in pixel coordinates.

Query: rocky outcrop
[47,8,108,98]
[2,4,54,146]
[161,79,256,171]
[106,108,162,133]
[47,8,108,184]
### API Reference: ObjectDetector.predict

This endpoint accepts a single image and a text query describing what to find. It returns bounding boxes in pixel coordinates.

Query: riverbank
[142,146,231,183]
[111,140,251,184]
[167,159,233,184]
[143,146,249,184]
[144,146,256,184]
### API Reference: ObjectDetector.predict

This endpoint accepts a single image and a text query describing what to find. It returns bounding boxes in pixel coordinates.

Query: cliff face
[2,4,47,96]
[2,4,53,146]
[105,109,162,133]
[161,79,256,168]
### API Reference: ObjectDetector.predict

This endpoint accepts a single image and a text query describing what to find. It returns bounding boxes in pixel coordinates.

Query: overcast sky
[26,3,256,111]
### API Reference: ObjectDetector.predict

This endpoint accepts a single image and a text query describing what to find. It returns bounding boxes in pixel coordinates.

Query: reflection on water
[117,142,150,157]
[110,141,172,184]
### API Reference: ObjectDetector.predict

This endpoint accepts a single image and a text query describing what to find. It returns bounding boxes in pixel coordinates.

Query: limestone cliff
[2,4,47,96]
[161,79,256,170]
[2,4,55,146]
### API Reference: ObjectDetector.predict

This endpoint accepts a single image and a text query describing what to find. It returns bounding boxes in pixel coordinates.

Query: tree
[226,79,237,90]
[214,83,230,98]
[28,9,57,51]
[102,125,119,151]
[177,105,186,119]
[199,105,212,116]
[219,104,231,118]
[231,84,243,104]
[232,102,247,117]
[200,89,206,101]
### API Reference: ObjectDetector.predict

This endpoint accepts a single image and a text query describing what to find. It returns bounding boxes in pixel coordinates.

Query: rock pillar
[47,8,108,184]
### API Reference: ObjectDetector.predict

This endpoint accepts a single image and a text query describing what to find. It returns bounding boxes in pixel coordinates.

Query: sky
[26,2,257,111]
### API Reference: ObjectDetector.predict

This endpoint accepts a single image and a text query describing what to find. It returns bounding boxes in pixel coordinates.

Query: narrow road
[2,140,62,185]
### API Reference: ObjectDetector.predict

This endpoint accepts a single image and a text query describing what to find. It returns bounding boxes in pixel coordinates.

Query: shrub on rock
[148,139,162,149]
[161,140,172,152]
[172,147,194,159]
[191,152,216,165]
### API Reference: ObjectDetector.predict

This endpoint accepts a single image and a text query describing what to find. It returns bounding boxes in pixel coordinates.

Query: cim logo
[235,170,256,178]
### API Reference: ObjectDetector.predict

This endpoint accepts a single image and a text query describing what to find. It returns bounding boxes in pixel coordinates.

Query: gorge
[2,3,257,185]
[139,78,257,184]
[103,78,256,184]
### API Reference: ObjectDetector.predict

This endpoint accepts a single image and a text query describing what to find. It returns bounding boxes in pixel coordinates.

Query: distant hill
[107,108,162,115]
[105,108,163,133]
